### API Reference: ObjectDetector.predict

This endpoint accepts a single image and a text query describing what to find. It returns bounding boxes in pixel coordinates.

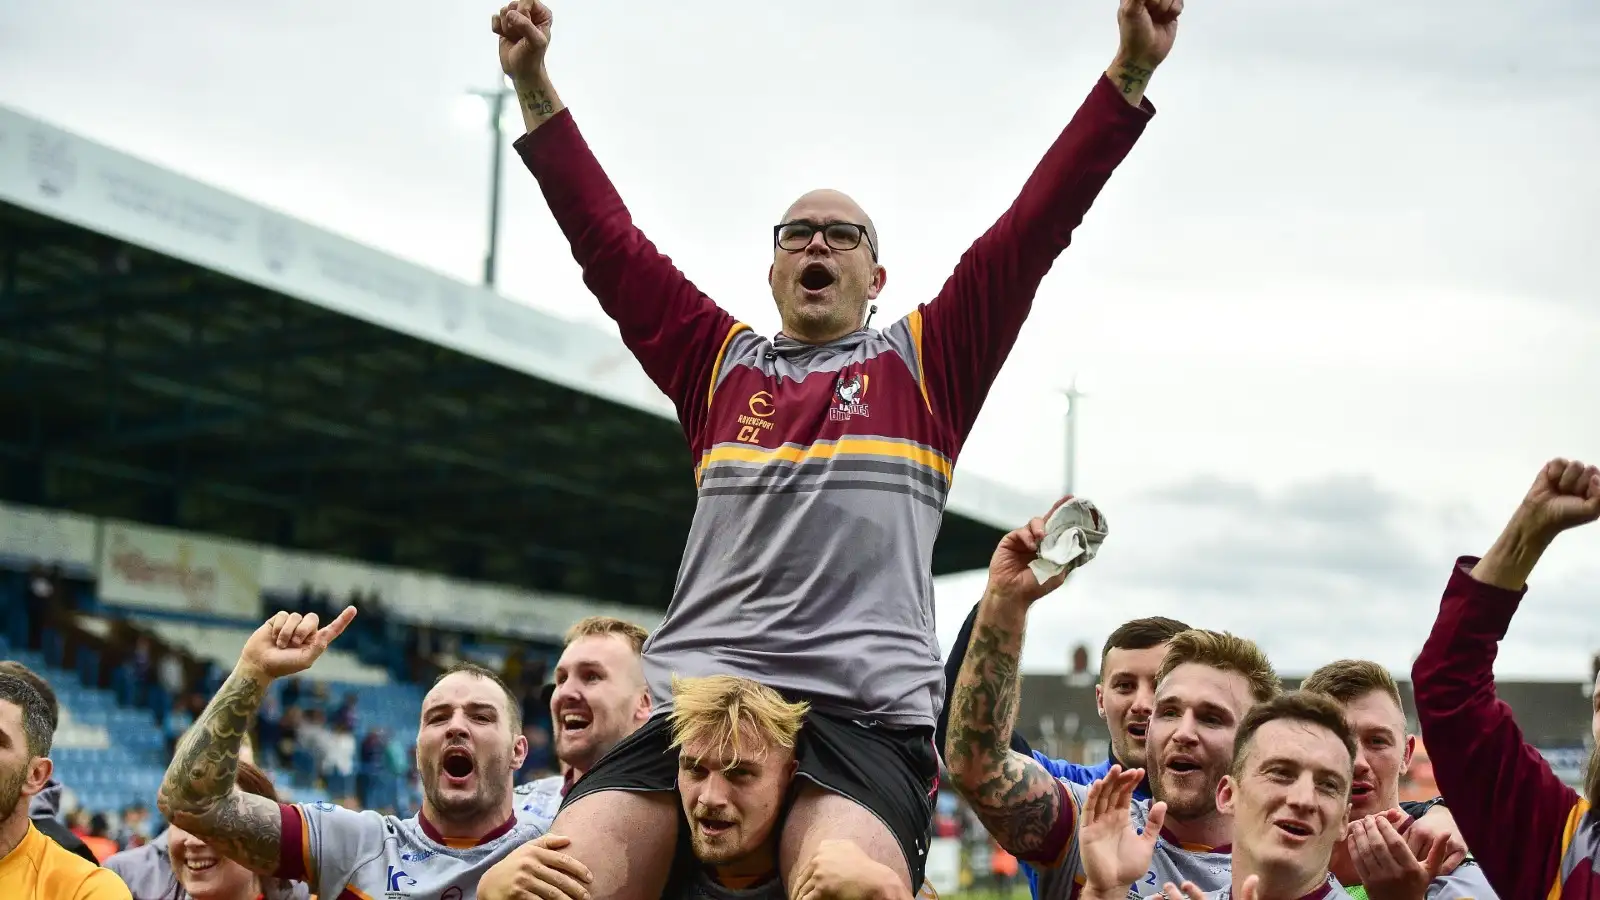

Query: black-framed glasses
[773,221,877,261]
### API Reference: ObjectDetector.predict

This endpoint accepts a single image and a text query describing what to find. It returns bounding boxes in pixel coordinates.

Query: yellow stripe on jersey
[297,805,315,886]
[1549,797,1591,900]
[707,322,752,410]
[905,310,934,415]
[696,437,953,482]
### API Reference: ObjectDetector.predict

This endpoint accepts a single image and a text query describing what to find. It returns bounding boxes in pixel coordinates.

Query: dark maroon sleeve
[274,802,310,882]
[513,112,741,441]
[914,75,1152,447]
[1411,556,1581,900]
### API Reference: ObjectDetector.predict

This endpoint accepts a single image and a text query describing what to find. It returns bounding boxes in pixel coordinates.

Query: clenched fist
[1516,457,1600,540]
[1116,0,1182,70]
[494,0,554,83]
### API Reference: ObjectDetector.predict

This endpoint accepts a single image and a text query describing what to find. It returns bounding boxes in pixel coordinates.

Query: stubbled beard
[1150,760,1221,820]
[1112,728,1149,770]
[0,764,23,816]
[420,754,507,821]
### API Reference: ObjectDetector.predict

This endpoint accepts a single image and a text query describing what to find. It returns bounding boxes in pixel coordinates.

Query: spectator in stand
[114,802,152,850]
[271,706,301,774]
[296,707,330,781]
[77,814,118,863]
[333,692,358,730]
[279,676,301,711]
[323,720,358,803]
[23,563,61,649]
[0,671,130,899]
[154,652,186,713]
[0,660,98,866]
[521,724,554,779]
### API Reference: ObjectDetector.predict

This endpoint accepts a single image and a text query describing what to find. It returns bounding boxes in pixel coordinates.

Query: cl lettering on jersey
[829,373,870,421]
[737,390,777,444]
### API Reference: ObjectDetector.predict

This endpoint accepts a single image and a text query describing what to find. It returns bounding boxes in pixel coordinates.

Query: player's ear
[1094,683,1107,720]
[23,756,51,797]
[1401,734,1416,775]
[511,731,529,770]
[1215,774,1236,816]
[866,264,887,301]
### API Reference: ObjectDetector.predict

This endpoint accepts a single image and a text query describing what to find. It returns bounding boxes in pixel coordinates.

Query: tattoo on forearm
[157,672,282,873]
[946,618,1063,856]
[1113,64,1153,95]
[519,86,556,118]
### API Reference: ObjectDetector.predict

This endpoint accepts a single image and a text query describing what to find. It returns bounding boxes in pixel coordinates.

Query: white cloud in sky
[2,0,1596,676]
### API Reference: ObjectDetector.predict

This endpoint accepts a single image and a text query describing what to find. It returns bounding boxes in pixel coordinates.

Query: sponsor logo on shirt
[737,390,778,444]
[386,865,417,899]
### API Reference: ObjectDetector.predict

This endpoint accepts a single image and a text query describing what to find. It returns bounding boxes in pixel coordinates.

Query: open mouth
[560,709,591,734]
[184,859,219,873]
[697,817,735,836]
[1164,755,1200,774]
[799,263,836,292]
[1350,782,1374,800]
[1273,818,1313,839]
[1126,722,1148,740]
[442,746,476,779]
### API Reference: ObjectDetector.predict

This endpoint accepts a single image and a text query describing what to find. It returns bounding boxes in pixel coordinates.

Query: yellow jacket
[0,822,131,900]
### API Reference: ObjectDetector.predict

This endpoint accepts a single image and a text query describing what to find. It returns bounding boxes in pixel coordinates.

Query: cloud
[938,471,1600,680]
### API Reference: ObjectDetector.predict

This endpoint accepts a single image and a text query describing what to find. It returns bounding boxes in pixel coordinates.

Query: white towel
[1028,496,1109,584]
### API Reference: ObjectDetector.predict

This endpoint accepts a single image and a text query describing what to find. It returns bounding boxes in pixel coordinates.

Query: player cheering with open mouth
[490,0,1180,896]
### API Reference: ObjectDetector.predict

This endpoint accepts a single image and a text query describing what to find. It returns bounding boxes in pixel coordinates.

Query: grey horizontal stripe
[700,458,949,494]
[699,477,944,512]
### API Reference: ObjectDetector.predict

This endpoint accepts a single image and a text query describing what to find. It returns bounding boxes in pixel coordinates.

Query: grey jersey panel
[1034,780,1231,900]
[514,775,565,833]
[642,322,950,725]
[295,800,549,900]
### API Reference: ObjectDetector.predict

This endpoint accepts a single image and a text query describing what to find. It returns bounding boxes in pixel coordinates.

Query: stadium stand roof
[0,104,1050,611]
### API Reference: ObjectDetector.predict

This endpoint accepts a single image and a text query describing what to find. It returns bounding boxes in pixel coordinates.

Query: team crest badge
[830,372,870,421]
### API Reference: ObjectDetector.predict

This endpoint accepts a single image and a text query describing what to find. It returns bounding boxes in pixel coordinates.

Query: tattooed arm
[157,608,354,877]
[944,587,1070,861]
[156,666,283,874]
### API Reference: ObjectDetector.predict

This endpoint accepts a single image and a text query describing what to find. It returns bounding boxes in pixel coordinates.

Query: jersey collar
[418,810,516,849]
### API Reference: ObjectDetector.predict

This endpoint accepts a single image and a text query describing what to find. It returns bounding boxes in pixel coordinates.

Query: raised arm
[495,1,740,439]
[944,515,1080,862]
[1411,458,1600,900]
[911,0,1172,445]
[157,609,354,875]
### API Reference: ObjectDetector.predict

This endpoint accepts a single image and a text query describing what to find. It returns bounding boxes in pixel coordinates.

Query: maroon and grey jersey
[515,75,1153,726]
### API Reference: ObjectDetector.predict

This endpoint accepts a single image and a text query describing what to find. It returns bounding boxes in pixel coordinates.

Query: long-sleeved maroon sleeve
[513,112,741,441]
[913,75,1152,447]
[1412,556,1584,900]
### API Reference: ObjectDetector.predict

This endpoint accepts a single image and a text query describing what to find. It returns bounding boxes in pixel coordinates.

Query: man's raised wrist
[232,662,273,687]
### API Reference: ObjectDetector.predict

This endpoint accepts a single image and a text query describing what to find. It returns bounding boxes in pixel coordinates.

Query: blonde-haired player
[670,674,912,900]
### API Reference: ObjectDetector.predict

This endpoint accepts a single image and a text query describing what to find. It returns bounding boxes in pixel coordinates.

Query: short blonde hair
[1157,630,1281,704]
[564,616,649,653]
[668,675,809,771]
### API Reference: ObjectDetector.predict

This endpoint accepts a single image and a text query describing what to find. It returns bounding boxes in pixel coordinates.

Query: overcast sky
[3,0,1597,678]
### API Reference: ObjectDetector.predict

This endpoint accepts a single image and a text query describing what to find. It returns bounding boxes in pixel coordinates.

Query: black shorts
[561,708,939,886]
